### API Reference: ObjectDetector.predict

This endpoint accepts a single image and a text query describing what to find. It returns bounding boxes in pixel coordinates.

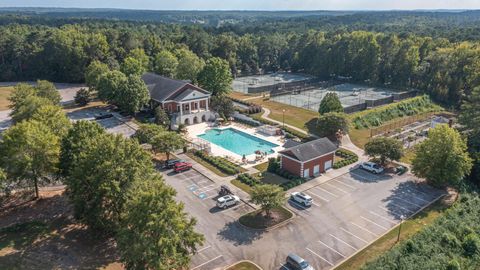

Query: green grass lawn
[253,162,269,172]
[336,198,449,270]
[0,86,13,110]
[227,261,262,270]
[238,206,293,229]
[258,172,290,185]
[231,179,253,194]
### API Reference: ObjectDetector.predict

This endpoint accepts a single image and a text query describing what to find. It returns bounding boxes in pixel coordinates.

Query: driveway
[161,165,445,270]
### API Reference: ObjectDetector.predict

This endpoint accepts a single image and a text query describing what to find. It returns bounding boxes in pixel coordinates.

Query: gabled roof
[171,88,210,102]
[141,72,210,103]
[282,139,302,149]
[279,137,337,162]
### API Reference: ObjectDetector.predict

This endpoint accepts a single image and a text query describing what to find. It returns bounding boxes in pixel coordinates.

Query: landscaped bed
[238,206,293,229]
[226,261,262,270]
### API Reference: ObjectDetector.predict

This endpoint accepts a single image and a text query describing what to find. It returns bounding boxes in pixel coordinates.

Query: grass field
[336,198,449,270]
[0,86,13,110]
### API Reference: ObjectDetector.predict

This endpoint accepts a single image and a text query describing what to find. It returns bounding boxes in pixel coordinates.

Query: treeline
[1,19,479,107]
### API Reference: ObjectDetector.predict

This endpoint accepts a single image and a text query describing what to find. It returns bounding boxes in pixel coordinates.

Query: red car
[174,162,192,173]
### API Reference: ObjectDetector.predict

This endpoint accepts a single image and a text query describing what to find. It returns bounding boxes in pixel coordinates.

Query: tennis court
[232,72,313,93]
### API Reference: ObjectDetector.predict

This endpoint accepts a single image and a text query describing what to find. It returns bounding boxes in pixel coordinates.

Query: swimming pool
[198,128,279,156]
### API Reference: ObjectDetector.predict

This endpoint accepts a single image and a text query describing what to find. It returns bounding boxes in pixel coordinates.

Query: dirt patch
[0,189,122,269]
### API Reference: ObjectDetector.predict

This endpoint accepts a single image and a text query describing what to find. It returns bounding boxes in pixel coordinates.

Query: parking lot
[161,165,445,270]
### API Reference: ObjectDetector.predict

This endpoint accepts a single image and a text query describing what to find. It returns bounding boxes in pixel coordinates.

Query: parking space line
[394,197,423,208]
[306,191,330,202]
[325,183,349,193]
[315,187,339,198]
[332,179,356,189]
[361,215,390,229]
[402,188,432,203]
[190,255,223,270]
[329,234,358,251]
[318,240,346,257]
[312,202,321,207]
[368,211,398,225]
[404,185,433,197]
[197,180,209,185]
[388,202,417,213]
[280,264,291,270]
[196,245,211,253]
[349,171,371,181]
[289,200,312,211]
[203,193,218,200]
[377,206,404,218]
[340,227,368,244]
[306,247,334,266]
[350,222,378,236]
[195,184,216,191]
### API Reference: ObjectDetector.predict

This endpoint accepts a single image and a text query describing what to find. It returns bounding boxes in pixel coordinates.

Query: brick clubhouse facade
[279,138,338,178]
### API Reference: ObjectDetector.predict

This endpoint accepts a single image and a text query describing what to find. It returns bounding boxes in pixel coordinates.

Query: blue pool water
[198,128,278,156]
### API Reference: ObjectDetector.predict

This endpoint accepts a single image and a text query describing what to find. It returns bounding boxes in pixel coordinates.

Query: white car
[216,195,240,209]
[359,162,384,174]
[290,192,313,207]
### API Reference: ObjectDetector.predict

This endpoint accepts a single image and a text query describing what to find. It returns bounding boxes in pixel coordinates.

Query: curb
[332,193,446,269]
[236,206,295,232]
[224,260,264,270]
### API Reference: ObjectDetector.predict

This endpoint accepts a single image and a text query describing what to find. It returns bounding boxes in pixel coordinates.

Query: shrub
[194,151,240,175]
[333,148,358,169]
[74,88,91,106]
[463,233,480,257]
[267,157,281,173]
[237,173,261,187]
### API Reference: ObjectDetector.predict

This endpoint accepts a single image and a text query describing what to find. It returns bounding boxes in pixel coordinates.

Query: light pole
[282,109,286,128]
[397,215,405,243]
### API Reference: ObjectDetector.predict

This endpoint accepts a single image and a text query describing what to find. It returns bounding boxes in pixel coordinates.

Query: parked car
[359,162,384,174]
[290,192,313,207]
[173,162,192,173]
[94,113,114,120]
[286,253,315,270]
[165,159,185,169]
[216,195,240,209]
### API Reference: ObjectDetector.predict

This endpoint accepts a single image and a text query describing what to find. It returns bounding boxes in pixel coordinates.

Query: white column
[179,103,183,116]
[205,98,209,111]
[197,101,200,112]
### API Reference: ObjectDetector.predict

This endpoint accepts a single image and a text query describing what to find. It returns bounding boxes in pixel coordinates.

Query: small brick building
[279,138,338,178]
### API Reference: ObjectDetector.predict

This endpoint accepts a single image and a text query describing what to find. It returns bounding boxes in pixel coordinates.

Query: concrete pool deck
[186,122,285,168]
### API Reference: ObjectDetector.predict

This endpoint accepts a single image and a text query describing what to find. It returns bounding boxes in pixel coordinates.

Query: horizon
[1,0,480,11]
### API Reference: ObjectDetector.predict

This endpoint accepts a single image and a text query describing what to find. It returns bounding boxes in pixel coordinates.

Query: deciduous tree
[154,106,171,128]
[0,120,60,198]
[31,104,72,137]
[365,137,404,165]
[133,123,166,144]
[151,131,185,160]
[318,92,344,115]
[316,112,349,139]
[250,184,285,217]
[115,75,150,114]
[117,175,204,270]
[96,70,127,103]
[198,57,232,96]
[85,60,110,89]
[154,50,178,78]
[412,125,472,188]
[10,95,53,123]
[210,95,235,118]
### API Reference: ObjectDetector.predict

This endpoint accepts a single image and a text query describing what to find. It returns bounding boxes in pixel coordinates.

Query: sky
[0,0,479,11]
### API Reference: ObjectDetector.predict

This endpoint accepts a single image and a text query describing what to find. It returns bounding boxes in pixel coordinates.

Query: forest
[0,13,480,108]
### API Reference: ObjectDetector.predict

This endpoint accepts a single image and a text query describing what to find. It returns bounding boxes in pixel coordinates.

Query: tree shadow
[217,220,264,246]
[305,118,320,137]
[347,167,393,183]
[382,181,444,220]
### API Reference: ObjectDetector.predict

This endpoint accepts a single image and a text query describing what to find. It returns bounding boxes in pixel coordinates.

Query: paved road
[162,166,444,270]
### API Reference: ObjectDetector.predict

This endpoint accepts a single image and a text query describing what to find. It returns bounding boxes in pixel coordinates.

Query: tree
[35,80,61,105]
[8,83,36,110]
[117,175,204,270]
[31,104,72,137]
[60,120,105,177]
[210,95,235,118]
[10,95,53,123]
[316,112,349,139]
[85,60,110,89]
[365,137,404,165]
[66,133,153,232]
[115,75,150,114]
[459,86,480,183]
[74,88,92,106]
[154,106,171,128]
[151,131,185,160]
[197,57,233,96]
[175,48,205,83]
[412,125,473,188]
[250,184,285,217]
[133,123,166,144]
[96,70,128,102]
[154,50,178,78]
[0,120,60,198]
[121,56,146,76]
[128,48,149,70]
[318,92,344,115]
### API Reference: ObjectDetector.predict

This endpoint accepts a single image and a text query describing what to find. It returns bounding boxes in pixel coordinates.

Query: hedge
[230,97,262,114]
[194,151,240,175]
[267,158,308,190]
[351,95,442,129]
[333,148,359,169]
[237,173,261,187]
